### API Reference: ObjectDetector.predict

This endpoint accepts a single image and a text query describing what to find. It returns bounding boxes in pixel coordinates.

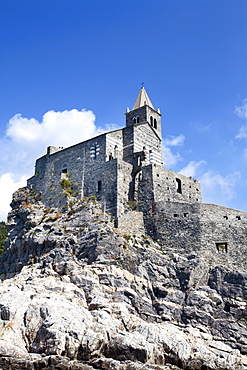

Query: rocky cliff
[0,189,246,370]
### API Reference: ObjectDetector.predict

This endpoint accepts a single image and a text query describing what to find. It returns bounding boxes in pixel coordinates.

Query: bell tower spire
[132,86,155,110]
[125,87,162,140]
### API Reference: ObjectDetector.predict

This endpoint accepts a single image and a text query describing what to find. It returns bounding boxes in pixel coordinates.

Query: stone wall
[147,200,247,272]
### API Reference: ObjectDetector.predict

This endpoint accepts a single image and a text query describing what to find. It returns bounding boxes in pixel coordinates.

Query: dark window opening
[216,242,228,253]
[97,180,102,192]
[109,153,113,160]
[236,216,241,220]
[157,174,159,177]
[150,116,153,127]
[184,213,188,217]
[137,116,140,123]
[223,216,228,220]
[133,117,136,123]
[154,118,157,129]
[173,214,178,217]
[176,178,182,194]
[62,168,67,174]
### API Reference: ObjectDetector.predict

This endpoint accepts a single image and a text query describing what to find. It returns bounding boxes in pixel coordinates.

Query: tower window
[133,117,137,123]
[136,116,140,123]
[154,118,157,129]
[150,116,153,127]
[176,178,182,194]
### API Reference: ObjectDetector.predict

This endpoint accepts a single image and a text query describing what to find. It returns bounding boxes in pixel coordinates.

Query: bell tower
[125,86,162,140]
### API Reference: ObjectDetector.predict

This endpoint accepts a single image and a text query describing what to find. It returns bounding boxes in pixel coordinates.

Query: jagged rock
[0,191,246,369]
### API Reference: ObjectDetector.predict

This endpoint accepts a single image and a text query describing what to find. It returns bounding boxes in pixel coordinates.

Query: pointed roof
[132,87,154,110]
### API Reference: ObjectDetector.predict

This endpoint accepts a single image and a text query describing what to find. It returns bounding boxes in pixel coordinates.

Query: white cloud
[199,171,241,204]
[0,108,103,220]
[162,134,185,167]
[6,109,97,147]
[164,134,185,146]
[235,99,247,119]
[179,160,206,178]
[0,173,27,220]
[236,124,247,139]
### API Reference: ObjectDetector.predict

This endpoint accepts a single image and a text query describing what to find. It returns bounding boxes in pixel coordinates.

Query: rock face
[0,188,246,369]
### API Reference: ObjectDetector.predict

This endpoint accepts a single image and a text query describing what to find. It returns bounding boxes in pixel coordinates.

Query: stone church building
[27,88,247,266]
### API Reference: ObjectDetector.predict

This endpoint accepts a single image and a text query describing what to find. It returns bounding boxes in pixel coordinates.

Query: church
[27,88,247,265]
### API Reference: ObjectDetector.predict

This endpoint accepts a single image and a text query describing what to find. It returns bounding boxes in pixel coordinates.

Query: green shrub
[0,222,7,256]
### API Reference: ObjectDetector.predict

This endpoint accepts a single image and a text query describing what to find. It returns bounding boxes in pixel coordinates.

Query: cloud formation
[199,171,241,205]
[0,109,100,220]
[235,99,247,154]
[235,99,247,119]
[162,134,184,167]
[179,160,206,178]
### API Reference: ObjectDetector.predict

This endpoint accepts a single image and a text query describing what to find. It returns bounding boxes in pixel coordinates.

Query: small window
[90,143,100,160]
[133,117,137,123]
[137,155,141,166]
[154,118,157,129]
[176,178,182,194]
[236,216,241,220]
[109,153,113,161]
[216,242,228,253]
[173,214,178,217]
[137,116,140,123]
[150,116,153,127]
[184,213,188,217]
[97,180,102,192]
[223,216,228,220]
[157,174,159,177]
[61,164,68,174]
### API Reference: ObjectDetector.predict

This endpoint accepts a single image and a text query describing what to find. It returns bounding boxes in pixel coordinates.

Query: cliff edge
[0,188,246,370]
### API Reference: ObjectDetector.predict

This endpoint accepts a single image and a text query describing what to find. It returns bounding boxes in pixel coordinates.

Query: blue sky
[0,0,246,220]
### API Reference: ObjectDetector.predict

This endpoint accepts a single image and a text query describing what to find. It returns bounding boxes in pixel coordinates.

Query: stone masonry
[27,87,247,269]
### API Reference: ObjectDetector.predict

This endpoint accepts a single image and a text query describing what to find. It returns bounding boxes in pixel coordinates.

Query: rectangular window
[97,180,102,192]
[216,242,228,253]
[176,178,182,194]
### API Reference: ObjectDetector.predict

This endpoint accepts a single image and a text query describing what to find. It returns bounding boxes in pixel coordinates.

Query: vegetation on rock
[0,221,7,256]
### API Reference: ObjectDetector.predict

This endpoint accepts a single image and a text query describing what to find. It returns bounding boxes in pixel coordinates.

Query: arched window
[90,142,100,160]
[136,116,140,123]
[61,164,68,174]
[133,117,137,123]
[150,116,153,127]
[154,118,157,129]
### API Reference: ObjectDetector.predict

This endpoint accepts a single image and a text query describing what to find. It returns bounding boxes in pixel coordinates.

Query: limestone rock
[0,191,246,369]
